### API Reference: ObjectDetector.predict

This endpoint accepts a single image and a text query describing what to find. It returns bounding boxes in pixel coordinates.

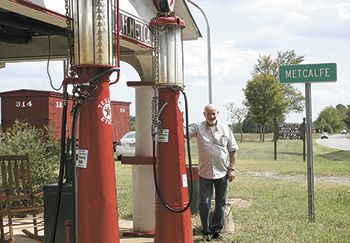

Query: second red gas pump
[150,12,194,243]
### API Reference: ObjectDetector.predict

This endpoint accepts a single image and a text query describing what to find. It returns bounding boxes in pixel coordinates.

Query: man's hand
[228,170,235,182]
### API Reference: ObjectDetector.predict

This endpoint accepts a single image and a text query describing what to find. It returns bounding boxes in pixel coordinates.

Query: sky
[0,0,350,126]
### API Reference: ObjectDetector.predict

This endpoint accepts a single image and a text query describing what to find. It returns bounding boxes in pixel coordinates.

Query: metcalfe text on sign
[279,63,337,83]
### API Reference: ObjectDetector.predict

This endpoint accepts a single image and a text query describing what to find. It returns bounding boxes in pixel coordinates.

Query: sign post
[279,63,337,222]
[305,83,315,222]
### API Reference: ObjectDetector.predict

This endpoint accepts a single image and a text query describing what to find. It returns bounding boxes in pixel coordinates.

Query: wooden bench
[0,153,44,242]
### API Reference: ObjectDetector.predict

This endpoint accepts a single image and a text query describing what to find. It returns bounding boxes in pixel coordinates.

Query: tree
[251,50,305,78]
[344,104,350,130]
[130,115,136,131]
[251,50,305,117]
[243,73,289,142]
[241,111,259,133]
[0,120,60,192]
[317,118,328,133]
[314,106,345,133]
[225,102,248,142]
[336,104,348,123]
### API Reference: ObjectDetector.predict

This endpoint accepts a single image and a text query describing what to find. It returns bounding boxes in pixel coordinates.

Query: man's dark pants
[199,174,228,235]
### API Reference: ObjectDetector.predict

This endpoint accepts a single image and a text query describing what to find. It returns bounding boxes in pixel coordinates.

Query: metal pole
[186,0,212,104]
[303,118,306,162]
[305,83,315,222]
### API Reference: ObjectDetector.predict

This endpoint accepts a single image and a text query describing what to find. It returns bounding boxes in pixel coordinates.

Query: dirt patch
[227,198,252,208]
[191,198,251,242]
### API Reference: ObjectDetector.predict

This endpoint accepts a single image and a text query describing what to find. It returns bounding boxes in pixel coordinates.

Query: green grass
[115,159,133,220]
[115,133,350,242]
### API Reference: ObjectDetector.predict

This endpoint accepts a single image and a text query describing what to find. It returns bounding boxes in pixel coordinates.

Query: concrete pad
[4,218,154,243]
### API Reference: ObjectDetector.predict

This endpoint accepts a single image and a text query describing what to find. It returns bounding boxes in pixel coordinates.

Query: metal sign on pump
[149,2,194,242]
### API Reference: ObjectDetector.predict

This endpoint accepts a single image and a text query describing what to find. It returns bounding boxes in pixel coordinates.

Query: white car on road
[321,132,328,139]
[115,131,135,160]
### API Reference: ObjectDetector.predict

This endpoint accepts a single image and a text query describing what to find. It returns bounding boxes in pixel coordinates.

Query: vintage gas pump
[63,0,120,242]
[149,4,194,243]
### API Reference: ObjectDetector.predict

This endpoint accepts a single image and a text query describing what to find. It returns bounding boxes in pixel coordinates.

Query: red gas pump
[73,65,120,243]
[64,0,120,242]
[150,12,194,243]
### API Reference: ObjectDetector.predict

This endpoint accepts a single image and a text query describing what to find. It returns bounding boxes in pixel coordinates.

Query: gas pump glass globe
[157,24,184,86]
[74,0,113,65]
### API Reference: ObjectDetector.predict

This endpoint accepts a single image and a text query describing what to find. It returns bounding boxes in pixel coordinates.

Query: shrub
[323,123,333,133]
[0,120,60,192]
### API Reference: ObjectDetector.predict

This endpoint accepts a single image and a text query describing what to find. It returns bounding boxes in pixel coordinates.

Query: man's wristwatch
[228,167,235,171]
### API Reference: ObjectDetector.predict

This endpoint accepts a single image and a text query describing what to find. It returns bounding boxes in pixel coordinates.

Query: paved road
[316,134,350,151]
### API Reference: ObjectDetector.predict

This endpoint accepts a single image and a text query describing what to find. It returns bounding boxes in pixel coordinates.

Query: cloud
[187,79,207,88]
[282,2,349,40]
[336,2,350,20]
[238,0,303,12]
[226,0,350,41]
[184,39,208,77]
[0,61,65,91]
[190,38,258,73]
[44,1,65,14]
[285,12,308,22]
[5,62,46,77]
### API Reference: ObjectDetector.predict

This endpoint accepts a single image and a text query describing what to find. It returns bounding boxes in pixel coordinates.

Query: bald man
[187,104,238,242]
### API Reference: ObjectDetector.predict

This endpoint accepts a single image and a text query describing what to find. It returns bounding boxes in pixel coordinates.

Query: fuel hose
[71,100,82,243]
[152,89,194,213]
[50,95,81,243]
[50,85,68,243]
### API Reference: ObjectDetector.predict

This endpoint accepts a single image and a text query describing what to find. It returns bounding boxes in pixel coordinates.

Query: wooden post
[274,117,277,161]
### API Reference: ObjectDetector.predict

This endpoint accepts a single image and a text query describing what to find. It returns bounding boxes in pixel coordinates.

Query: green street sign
[279,63,337,83]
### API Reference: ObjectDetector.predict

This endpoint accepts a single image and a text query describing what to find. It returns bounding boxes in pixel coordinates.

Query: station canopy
[0,0,201,72]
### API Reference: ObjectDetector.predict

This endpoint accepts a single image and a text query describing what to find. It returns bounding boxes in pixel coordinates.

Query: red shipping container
[111,100,131,142]
[0,89,131,142]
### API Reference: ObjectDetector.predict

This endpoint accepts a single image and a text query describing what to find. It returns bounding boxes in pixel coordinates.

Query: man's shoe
[203,234,212,242]
[212,231,220,239]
